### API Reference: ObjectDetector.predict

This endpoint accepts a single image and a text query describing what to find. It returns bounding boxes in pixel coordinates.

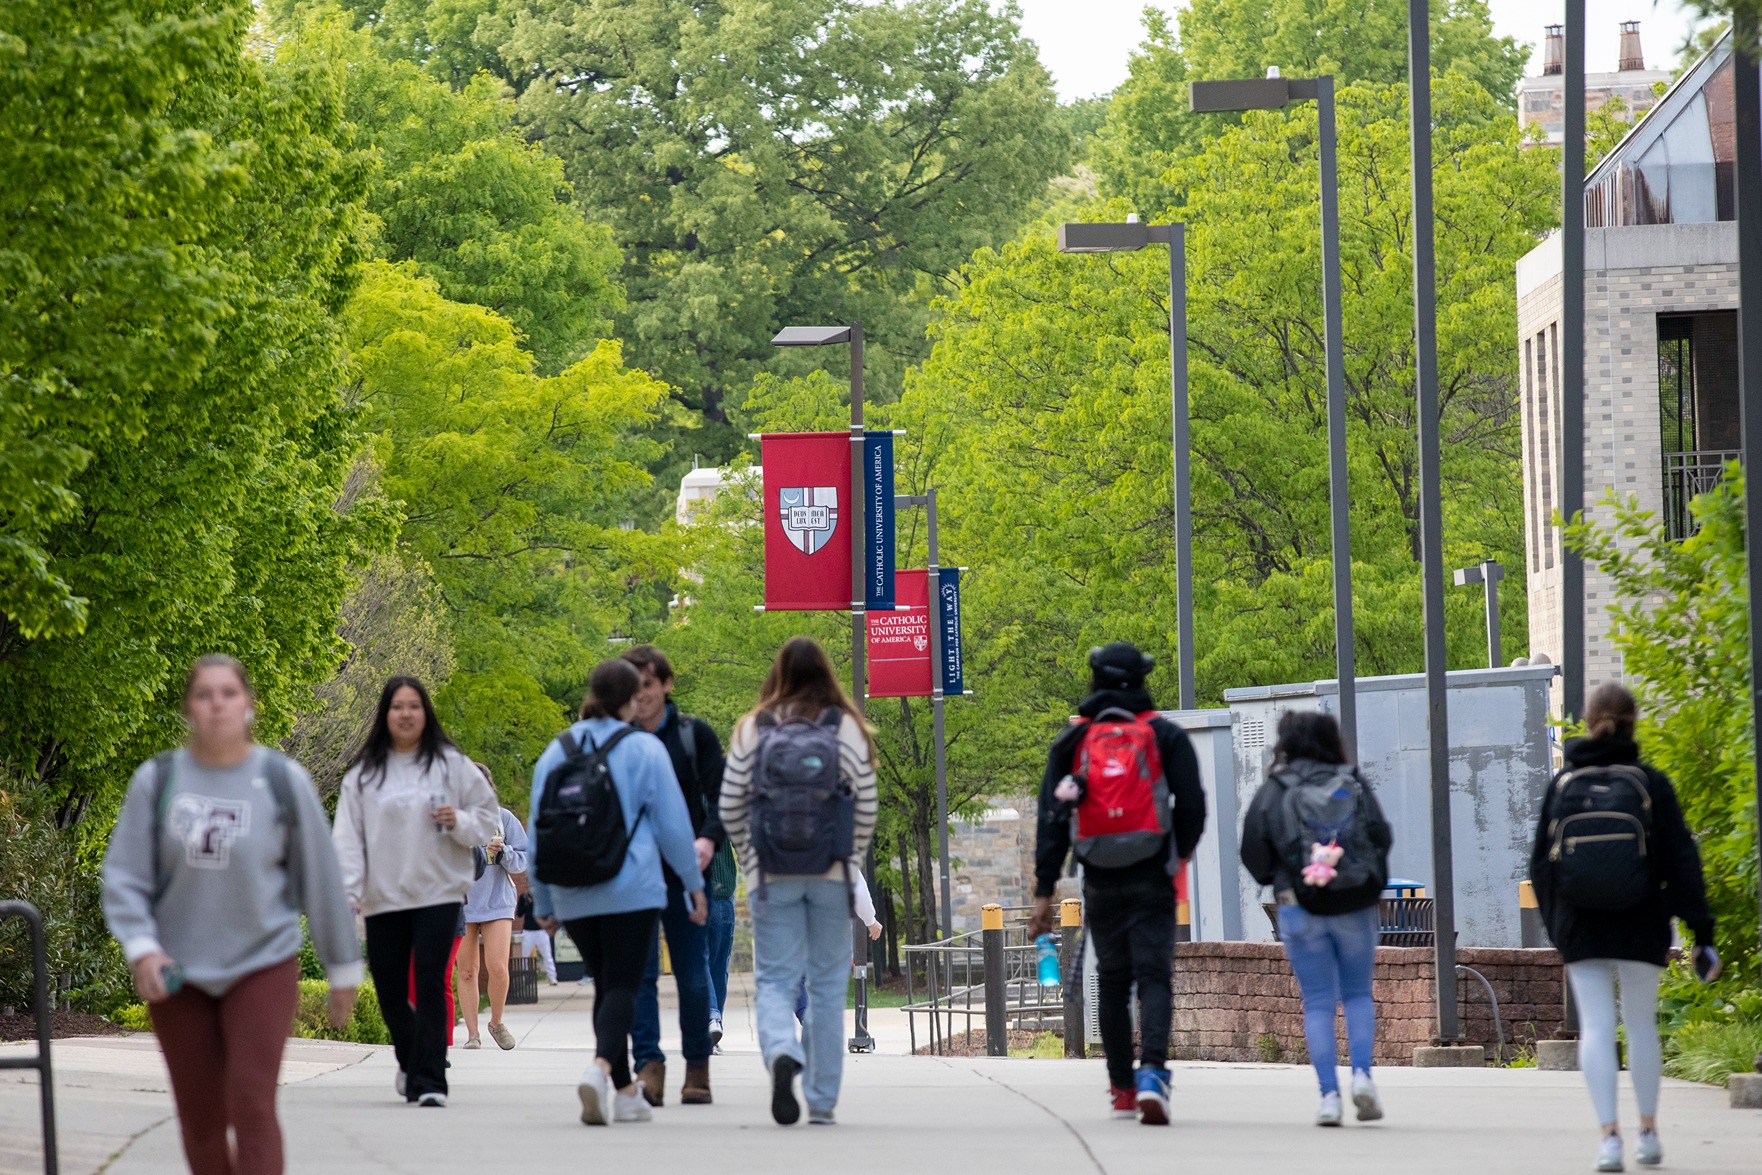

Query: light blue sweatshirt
[528,718,705,922]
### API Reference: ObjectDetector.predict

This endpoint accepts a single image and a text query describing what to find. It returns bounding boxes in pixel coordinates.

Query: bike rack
[0,901,60,1175]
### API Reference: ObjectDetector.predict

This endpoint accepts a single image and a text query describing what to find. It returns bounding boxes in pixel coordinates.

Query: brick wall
[1170,941,1565,1065]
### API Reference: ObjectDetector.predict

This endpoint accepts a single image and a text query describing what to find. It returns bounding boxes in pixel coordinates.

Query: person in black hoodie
[1530,683,1717,1174]
[1027,643,1205,1126]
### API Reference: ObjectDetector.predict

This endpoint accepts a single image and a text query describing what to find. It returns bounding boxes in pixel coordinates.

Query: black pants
[1085,880,1176,1089]
[365,902,460,1101]
[563,909,658,1090]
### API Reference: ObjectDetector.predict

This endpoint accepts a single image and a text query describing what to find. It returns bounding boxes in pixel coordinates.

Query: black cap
[1088,642,1154,690]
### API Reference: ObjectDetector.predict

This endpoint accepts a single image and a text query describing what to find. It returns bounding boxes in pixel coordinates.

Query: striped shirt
[719,709,878,882]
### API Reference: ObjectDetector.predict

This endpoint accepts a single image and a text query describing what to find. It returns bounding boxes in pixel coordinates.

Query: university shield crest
[779,487,839,554]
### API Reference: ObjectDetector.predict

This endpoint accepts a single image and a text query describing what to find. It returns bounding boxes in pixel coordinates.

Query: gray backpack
[749,709,856,885]
[149,750,302,905]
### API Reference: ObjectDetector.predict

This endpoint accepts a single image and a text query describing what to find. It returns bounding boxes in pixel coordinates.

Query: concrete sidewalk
[4,978,1758,1175]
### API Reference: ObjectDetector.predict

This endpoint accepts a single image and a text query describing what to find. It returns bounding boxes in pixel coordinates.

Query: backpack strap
[261,752,304,910]
[1093,707,1138,724]
[675,713,700,787]
[819,707,843,730]
[149,751,177,901]
[755,711,779,730]
[558,730,583,759]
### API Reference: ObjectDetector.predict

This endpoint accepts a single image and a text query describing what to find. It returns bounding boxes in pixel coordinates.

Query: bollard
[982,904,1007,1057]
[1059,898,1084,1058]
[1518,881,1545,948]
[1175,899,1192,944]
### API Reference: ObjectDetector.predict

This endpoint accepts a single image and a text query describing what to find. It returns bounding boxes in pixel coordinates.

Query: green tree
[1567,473,1759,980]
[0,0,381,826]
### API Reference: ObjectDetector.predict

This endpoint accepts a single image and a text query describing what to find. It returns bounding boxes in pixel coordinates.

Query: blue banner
[863,432,895,610]
[937,567,964,696]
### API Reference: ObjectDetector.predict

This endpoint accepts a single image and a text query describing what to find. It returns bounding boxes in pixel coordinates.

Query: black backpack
[749,709,855,884]
[533,727,639,888]
[1270,763,1388,916]
[1545,763,1654,911]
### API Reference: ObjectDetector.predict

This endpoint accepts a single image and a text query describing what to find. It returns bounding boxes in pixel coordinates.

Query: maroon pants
[148,957,300,1175]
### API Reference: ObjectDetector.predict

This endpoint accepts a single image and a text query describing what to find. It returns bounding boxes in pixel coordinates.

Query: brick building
[1517,32,1744,689]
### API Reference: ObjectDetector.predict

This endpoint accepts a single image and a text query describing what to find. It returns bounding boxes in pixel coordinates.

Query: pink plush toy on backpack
[1302,841,1343,887]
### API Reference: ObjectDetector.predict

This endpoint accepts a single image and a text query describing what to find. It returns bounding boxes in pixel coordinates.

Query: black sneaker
[770,1055,803,1126]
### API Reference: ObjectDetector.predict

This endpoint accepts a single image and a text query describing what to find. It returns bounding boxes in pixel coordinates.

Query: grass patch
[1007,1031,1066,1059]
[1664,1018,1762,1087]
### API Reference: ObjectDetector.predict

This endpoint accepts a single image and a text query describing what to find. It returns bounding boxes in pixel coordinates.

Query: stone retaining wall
[1170,942,1565,1065]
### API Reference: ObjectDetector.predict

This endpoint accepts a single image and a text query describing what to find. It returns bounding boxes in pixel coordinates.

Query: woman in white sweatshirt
[333,675,498,1107]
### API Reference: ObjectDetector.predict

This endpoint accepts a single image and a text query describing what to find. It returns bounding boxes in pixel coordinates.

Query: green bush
[112,1002,151,1030]
[111,977,389,1044]
[1665,1018,1762,1087]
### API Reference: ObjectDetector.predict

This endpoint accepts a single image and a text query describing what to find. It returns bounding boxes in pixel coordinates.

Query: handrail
[898,910,1068,1055]
[1456,963,1506,1066]
[0,901,60,1175]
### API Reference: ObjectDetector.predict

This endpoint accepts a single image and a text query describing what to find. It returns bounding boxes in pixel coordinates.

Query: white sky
[1010,0,1711,101]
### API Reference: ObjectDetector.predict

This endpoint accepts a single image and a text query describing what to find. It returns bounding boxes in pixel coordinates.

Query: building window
[1658,310,1741,540]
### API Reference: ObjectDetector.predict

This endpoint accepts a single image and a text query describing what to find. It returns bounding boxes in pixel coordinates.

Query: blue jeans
[1278,903,1379,1094]
[632,876,713,1067]
[752,877,851,1113]
[706,897,736,1020]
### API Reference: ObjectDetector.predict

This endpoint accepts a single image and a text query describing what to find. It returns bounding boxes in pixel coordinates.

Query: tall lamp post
[1188,73,1357,756]
[1452,561,1505,668]
[1055,218,1195,711]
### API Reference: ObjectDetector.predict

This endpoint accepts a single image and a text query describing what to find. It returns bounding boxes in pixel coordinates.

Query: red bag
[1072,708,1171,869]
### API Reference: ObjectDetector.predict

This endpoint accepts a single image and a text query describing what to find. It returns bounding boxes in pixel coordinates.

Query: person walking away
[102,655,361,1175]
[705,840,739,1052]
[516,892,558,985]
[795,865,884,1022]
[721,636,879,1127]
[1530,683,1719,1172]
[1240,711,1393,1127]
[1027,643,1206,1126]
[457,764,529,1050]
[333,675,499,1107]
[529,659,707,1126]
[621,646,727,1105]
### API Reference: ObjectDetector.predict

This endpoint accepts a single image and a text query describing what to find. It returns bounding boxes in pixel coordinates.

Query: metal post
[848,322,867,717]
[1408,0,1459,1042]
[1483,561,1503,669]
[1059,898,1084,1057]
[1732,10,1762,970]
[1317,75,1357,758]
[0,903,59,1175]
[1168,227,1196,711]
[1561,2,1586,720]
[926,488,954,940]
[981,904,1007,1055]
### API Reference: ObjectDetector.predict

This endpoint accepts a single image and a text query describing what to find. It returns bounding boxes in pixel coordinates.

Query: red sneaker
[1110,1086,1137,1119]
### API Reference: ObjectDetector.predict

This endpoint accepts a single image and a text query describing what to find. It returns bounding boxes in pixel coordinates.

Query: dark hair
[184,654,253,707]
[621,645,675,688]
[1585,682,1638,740]
[750,636,873,756]
[352,676,455,787]
[1272,711,1349,767]
[581,659,642,720]
[474,760,495,794]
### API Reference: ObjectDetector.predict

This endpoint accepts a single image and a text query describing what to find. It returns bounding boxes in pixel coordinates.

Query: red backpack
[1071,708,1171,868]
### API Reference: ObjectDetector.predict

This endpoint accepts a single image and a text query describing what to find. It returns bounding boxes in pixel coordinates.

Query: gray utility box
[1165,664,1559,949]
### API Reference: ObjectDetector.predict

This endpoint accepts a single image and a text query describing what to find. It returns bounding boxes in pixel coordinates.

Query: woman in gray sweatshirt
[332,675,498,1107]
[102,655,360,1175]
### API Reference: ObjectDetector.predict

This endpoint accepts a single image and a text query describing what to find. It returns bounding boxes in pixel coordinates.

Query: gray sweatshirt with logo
[101,746,363,996]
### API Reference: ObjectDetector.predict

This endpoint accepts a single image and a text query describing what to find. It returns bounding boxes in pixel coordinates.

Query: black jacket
[1529,735,1714,966]
[1240,757,1393,910]
[654,703,728,847]
[1033,688,1206,897]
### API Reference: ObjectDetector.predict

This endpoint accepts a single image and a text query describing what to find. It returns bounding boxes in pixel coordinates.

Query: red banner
[762,432,852,611]
[867,569,931,698]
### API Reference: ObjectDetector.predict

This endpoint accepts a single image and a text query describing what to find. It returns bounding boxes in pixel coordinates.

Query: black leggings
[563,910,658,1089]
[365,903,460,1100]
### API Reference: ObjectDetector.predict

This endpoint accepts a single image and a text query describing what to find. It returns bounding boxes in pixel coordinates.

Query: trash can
[507,936,538,1006]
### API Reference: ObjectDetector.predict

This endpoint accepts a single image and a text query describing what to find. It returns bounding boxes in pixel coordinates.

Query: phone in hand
[161,962,185,995]
[1692,944,1722,983]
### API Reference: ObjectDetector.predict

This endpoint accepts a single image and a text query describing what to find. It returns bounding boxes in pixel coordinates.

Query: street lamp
[1189,71,1357,757]
[1452,560,1505,668]
[1055,218,1195,712]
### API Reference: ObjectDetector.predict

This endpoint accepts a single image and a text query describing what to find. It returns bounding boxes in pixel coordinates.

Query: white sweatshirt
[332,747,499,917]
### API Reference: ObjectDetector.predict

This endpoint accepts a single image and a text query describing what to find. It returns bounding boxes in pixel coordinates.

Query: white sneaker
[394,1070,405,1098]
[613,1089,653,1123]
[1350,1070,1383,1122]
[416,1092,446,1108]
[577,1065,610,1126]
[1597,1134,1625,1173]
[1634,1130,1662,1168]
[1316,1091,1344,1127]
[709,1016,724,1046]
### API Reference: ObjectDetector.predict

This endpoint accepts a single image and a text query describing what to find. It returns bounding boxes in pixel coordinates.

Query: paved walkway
[3,977,1758,1175]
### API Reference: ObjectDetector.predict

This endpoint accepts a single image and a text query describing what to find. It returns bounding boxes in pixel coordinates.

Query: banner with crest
[761,432,852,610]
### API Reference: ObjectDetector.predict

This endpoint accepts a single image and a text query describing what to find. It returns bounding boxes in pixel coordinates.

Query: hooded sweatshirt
[332,746,500,918]
[462,808,529,923]
[101,746,362,996]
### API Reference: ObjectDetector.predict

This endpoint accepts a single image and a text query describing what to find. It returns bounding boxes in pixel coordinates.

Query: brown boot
[680,1060,712,1105]
[637,1060,665,1107]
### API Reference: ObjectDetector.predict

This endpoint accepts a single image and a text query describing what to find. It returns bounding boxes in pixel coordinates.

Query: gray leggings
[1566,959,1663,1127]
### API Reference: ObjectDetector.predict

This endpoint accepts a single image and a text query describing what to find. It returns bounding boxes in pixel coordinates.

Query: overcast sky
[1011,0,1711,101]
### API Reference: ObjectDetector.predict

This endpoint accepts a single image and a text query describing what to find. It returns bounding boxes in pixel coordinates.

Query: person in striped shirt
[720,637,878,1127]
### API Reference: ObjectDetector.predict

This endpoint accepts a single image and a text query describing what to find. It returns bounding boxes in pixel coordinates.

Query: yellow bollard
[1059,898,1082,928]
[981,903,1004,931]
[1517,880,1538,908]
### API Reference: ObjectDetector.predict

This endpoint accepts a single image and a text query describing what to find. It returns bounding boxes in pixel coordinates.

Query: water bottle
[1035,933,1060,987]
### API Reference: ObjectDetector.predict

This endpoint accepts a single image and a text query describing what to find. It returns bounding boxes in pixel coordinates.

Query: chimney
[1618,21,1645,72]
[1543,25,1563,77]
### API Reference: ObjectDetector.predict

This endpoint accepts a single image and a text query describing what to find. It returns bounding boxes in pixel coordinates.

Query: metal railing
[901,905,1067,1056]
[1663,449,1741,541]
[0,901,59,1175]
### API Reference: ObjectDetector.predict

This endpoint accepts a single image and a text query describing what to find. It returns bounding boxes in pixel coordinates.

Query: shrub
[1664,1018,1762,1087]
[293,977,389,1044]
[112,1002,151,1030]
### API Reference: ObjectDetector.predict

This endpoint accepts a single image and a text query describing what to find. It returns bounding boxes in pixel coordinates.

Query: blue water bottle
[1035,933,1060,986]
